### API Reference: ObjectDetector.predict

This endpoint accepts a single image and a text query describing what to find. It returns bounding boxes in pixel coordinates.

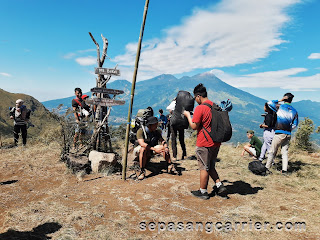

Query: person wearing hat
[258,102,277,161]
[134,116,175,180]
[241,130,263,159]
[265,93,298,175]
[9,99,28,146]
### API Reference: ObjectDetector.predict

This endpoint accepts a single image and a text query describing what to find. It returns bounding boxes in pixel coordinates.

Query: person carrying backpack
[265,93,298,175]
[10,99,28,146]
[183,83,227,200]
[72,87,91,148]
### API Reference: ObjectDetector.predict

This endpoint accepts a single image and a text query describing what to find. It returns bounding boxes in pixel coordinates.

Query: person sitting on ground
[134,116,175,180]
[72,87,91,148]
[183,83,227,200]
[241,130,263,159]
[258,102,277,161]
[10,99,28,146]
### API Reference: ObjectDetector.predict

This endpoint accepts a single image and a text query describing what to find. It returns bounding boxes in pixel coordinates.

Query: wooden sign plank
[91,87,124,95]
[86,98,125,106]
[95,68,120,76]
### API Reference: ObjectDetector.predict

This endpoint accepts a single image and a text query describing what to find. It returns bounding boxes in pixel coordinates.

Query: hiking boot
[214,183,228,197]
[191,190,209,200]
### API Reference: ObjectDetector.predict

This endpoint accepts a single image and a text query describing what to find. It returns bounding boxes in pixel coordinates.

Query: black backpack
[202,102,232,142]
[248,161,267,176]
[129,108,153,144]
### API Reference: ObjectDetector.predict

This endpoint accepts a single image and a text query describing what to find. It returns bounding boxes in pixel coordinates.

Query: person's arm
[73,107,80,123]
[183,110,200,130]
[292,112,299,130]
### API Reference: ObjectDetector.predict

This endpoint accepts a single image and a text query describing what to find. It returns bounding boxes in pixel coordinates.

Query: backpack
[248,160,267,176]
[129,108,153,144]
[202,102,232,142]
[170,91,195,129]
[73,98,91,118]
[10,106,31,121]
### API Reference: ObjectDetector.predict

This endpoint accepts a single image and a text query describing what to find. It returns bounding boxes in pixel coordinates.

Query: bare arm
[73,107,80,122]
[183,111,200,130]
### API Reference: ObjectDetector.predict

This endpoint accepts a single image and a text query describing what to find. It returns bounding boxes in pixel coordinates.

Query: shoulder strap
[202,102,212,109]
[74,98,83,108]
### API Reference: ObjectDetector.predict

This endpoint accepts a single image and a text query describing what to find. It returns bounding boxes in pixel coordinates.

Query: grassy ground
[0,138,319,240]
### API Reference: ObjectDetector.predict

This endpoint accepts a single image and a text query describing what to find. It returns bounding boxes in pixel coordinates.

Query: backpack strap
[74,98,83,108]
[201,102,213,142]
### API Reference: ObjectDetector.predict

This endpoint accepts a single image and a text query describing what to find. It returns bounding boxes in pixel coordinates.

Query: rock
[64,154,91,173]
[89,151,117,173]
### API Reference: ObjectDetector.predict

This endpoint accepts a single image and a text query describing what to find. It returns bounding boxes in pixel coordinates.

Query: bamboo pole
[122,0,150,180]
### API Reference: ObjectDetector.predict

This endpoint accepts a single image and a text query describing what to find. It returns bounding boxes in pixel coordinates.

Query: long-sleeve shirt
[271,100,298,135]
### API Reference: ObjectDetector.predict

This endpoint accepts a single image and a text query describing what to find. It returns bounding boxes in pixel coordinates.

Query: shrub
[294,117,315,151]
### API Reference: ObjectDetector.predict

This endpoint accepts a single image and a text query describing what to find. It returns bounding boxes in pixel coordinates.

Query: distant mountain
[42,73,320,143]
[0,89,58,138]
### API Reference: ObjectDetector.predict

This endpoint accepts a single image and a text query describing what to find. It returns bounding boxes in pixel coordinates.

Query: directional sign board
[95,68,120,76]
[86,98,125,107]
[91,87,124,95]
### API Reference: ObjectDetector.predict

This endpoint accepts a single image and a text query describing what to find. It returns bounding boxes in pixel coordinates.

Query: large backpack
[129,108,153,144]
[248,160,267,176]
[202,102,232,142]
[170,91,195,129]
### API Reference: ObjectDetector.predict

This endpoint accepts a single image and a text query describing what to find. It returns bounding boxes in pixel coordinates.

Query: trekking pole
[122,0,150,180]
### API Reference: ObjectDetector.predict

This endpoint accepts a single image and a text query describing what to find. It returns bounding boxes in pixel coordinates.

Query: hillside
[0,140,319,239]
[0,88,58,140]
[42,73,320,144]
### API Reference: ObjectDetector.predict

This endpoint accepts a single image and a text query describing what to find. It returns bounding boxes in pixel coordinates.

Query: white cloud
[75,56,97,66]
[0,72,12,77]
[113,0,301,80]
[208,68,320,91]
[308,53,320,59]
[64,49,96,59]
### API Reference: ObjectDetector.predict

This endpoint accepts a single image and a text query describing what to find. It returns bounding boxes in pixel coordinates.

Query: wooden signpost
[95,68,121,76]
[86,98,125,106]
[90,87,124,95]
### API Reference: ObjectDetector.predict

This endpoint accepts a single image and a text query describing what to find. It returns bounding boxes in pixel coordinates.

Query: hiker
[9,99,28,146]
[183,83,227,200]
[258,102,277,161]
[166,98,176,142]
[265,93,298,175]
[72,87,91,148]
[167,98,187,160]
[156,109,168,130]
[241,130,263,159]
[134,116,175,180]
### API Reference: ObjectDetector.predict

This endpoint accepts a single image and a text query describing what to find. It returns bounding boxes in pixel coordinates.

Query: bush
[294,117,315,151]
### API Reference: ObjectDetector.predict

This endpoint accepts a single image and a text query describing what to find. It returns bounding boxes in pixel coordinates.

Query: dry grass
[0,138,319,240]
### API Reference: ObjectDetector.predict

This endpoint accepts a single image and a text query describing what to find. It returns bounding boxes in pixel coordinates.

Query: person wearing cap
[183,83,227,200]
[258,102,277,161]
[9,99,28,146]
[72,87,91,148]
[265,93,298,175]
[241,130,263,159]
[134,116,175,180]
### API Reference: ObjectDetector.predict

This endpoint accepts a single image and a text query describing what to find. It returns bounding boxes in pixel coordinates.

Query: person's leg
[266,134,282,169]
[21,124,27,145]
[259,130,269,160]
[200,170,210,189]
[281,135,291,172]
[13,125,20,145]
[171,126,178,159]
[243,146,256,157]
[166,123,171,143]
[178,128,186,159]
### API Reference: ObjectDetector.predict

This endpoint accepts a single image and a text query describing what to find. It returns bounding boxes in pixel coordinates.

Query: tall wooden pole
[122,0,150,180]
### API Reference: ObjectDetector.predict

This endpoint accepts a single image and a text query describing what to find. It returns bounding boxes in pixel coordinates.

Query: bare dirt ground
[0,140,319,240]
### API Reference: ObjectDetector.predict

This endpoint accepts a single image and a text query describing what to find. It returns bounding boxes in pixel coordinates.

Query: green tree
[316,126,320,133]
[294,117,315,151]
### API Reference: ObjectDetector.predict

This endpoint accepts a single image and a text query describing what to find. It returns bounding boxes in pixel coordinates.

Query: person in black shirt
[258,102,277,161]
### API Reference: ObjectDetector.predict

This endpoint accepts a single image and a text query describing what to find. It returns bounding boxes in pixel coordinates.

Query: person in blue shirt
[265,93,298,175]
[156,109,168,130]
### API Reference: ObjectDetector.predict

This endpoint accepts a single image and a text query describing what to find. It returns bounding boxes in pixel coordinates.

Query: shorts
[133,145,162,157]
[196,146,220,171]
[248,147,257,157]
[75,122,87,134]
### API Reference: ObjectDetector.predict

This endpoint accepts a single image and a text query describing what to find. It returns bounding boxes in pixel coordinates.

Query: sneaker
[167,164,176,174]
[281,170,289,176]
[137,169,146,180]
[191,190,209,200]
[214,183,228,197]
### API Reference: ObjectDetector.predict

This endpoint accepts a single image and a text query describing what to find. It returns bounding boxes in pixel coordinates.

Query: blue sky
[0,0,319,102]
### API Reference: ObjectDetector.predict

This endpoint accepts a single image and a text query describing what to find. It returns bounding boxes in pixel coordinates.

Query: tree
[294,117,315,151]
[316,126,320,134]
